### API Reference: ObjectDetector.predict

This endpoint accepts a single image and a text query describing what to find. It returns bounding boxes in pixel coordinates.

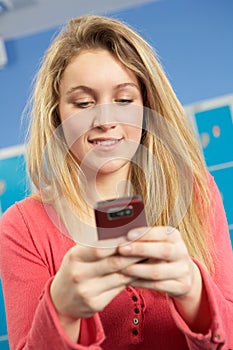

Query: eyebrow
[114,82,140,91]
[66,82,140,96]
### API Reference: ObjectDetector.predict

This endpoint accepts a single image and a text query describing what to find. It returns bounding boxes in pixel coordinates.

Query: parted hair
[26,15,214,273]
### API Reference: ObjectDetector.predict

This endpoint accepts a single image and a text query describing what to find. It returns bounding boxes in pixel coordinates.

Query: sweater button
[132,295,138,301]
[133,318,139,325]
[132,328,138,335]
[134,307,140,314]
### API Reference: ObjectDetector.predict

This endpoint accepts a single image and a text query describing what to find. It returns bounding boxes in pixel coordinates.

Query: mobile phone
[94,195,147,240]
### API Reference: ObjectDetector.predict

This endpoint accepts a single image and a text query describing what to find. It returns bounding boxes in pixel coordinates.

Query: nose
[92,104,117,130]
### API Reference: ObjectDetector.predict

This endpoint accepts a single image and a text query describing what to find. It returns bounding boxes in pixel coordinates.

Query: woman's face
[58,48,143,176]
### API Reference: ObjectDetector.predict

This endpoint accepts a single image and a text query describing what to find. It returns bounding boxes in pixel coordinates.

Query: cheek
[125,124,143,144]
[61,113,90,150]
[70,138,86,163]
[120,104,143,128]
[118,125,142,165]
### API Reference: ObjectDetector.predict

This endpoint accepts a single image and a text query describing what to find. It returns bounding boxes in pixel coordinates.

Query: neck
[83,164,133,205]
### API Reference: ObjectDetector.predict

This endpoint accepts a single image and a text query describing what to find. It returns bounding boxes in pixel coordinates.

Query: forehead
[61,48,139,87]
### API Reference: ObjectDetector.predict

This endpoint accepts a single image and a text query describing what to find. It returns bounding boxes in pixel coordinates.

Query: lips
[89,138,123,146]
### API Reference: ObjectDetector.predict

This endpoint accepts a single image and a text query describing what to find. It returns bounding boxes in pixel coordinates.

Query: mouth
[89,138,123,146]
[89,137,123,149]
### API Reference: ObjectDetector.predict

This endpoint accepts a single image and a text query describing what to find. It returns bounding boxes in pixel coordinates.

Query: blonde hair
[26,15,214,273]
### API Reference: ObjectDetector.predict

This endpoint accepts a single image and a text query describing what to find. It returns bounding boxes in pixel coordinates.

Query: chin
[94,159,130,176]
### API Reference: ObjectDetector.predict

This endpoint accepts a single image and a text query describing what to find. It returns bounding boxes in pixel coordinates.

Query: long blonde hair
[26,15,214,272]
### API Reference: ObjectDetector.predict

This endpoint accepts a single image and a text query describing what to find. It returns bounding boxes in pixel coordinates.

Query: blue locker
[0,280,7,335]
[210,166,233,228]
[0,280,8,350]
[0,152,30,350]
[191,100,233,247]
[194,105,233,167]
[0,154,30,215]
[0,339,9,350]
[230,230,233,249]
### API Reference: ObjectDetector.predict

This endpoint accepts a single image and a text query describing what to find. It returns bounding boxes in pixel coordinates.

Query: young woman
[1,15,233,349]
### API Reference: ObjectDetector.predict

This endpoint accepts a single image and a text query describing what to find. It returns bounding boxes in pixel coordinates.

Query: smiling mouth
[89,138,123,146]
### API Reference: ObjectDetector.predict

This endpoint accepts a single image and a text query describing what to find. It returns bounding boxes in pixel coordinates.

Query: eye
[73,100,95,109]
[116,99,133,105]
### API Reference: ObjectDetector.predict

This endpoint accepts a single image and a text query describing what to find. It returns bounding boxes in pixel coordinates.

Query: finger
[76,272,136,301]
[122,261,189,281]
[118,241,186,262]
[91,254,142,276]
[131,278,192,297]
[66,243,118,263]
[126,226,181,243]
[69,254,142,281]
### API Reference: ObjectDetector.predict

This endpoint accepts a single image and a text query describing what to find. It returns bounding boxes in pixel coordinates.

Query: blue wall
[0,0,233,348]
[114,0,233,104]
[0,28,59,148]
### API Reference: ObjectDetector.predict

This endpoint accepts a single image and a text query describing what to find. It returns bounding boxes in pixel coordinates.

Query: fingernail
[128,231,141,240]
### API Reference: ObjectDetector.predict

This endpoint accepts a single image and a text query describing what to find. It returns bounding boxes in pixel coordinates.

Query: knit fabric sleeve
[0,201,105,350]
[168,175,233,349]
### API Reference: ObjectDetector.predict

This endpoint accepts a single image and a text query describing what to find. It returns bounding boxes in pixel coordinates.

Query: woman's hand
[118,226,211,333]
[50,243,139,320]
[118,226,196,297]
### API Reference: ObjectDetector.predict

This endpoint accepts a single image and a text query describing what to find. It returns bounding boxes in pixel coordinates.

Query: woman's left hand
[118,226,212,333]
[118,226,198,298]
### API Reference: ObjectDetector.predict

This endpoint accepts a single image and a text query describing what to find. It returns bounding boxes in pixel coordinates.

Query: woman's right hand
[50,243,138,321]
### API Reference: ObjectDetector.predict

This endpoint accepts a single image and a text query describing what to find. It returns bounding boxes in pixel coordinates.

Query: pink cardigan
[0,175,233,349]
